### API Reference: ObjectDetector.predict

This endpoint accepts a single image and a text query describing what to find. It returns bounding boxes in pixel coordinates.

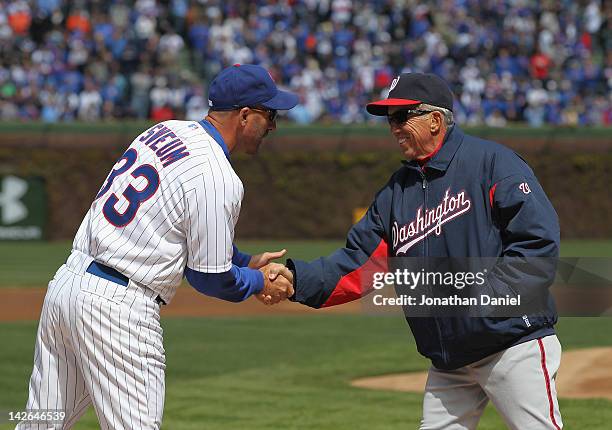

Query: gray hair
[419,103,454,126]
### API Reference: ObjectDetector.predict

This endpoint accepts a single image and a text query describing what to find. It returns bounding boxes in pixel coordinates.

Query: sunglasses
[249,106,278,122]
[387,109,431,126]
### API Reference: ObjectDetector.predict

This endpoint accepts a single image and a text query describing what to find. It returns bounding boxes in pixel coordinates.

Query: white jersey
[72,120,243,304]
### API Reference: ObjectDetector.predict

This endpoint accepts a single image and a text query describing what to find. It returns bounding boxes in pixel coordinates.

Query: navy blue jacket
[288,125,560,370]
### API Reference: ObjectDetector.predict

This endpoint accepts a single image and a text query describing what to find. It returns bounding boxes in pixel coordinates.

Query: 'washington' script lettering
[392,188,472,254]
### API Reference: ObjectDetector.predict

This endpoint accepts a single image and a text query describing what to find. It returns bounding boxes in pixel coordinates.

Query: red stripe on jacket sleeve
[322,239,389,308]
[489,183,498,208]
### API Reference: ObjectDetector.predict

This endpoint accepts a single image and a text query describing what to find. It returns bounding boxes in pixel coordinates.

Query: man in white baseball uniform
[17,64,297,429]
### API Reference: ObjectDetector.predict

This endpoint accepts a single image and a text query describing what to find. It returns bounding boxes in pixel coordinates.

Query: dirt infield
[351,347,612,400]
[4,285,610,321]
[3,287,610,400]
[0,287,361,321]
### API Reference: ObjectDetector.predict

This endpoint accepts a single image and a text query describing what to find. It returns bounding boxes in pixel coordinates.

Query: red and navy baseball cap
[208,64,299,111]
[366,73,454,116]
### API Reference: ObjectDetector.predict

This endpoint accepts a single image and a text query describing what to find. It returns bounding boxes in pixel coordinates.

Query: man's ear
[239,107,250,126]
[431,111,443,134]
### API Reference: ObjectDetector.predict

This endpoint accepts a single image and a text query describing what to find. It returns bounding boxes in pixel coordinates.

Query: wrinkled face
[240,107,277,154]
[387,106,439,161]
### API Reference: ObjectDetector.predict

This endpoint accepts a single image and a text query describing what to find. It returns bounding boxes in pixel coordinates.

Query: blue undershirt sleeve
[232,244,252,267]
[184,265,264,302]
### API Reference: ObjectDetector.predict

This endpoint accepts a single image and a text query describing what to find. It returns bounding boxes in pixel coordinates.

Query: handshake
[248,249,294,305]
[257,263,294,305]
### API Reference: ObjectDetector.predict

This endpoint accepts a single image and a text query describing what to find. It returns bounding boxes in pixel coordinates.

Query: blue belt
[86,261,128,286]
[86,261,166,305]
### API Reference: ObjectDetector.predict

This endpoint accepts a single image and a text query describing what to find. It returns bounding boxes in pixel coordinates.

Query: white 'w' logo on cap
[389,76,400,91]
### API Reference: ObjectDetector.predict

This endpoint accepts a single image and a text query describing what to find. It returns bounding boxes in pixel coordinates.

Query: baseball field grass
[0,240,611,429]
[0,239,611,287]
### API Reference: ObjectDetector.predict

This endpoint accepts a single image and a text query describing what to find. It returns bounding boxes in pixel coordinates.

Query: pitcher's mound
[352,347,612,400]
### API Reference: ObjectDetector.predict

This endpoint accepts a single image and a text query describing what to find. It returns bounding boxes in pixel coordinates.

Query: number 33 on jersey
[72,120,244,303]
[96,148,160,227]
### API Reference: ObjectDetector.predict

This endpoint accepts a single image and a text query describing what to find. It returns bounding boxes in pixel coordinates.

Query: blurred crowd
[1,0,611,126]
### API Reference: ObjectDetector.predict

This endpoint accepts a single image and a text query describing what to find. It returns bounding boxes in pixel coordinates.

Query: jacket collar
[402,125,465,172]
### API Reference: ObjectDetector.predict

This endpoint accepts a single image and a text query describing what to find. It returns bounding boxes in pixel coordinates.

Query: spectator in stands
[0,0,609,126]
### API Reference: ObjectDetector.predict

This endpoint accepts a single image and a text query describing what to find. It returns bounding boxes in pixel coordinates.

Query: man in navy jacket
[269,73,563,429]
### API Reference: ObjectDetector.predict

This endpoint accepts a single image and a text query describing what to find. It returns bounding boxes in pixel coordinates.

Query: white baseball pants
[420,334,563,429]
[17,251,165,429]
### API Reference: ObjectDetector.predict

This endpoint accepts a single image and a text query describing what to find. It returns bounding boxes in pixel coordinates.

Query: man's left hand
[248,249,287,269]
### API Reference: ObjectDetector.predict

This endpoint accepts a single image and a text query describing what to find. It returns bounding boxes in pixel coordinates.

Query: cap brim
[366,98,422,116]
[261,89,299,110]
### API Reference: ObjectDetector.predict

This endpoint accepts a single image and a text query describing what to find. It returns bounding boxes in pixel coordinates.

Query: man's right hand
[257,263,294,305]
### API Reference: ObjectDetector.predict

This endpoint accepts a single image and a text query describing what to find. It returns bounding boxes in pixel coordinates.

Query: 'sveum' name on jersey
[138,123,190,167]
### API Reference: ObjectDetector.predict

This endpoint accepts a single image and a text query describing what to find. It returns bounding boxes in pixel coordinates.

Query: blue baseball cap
[208,64,299,111]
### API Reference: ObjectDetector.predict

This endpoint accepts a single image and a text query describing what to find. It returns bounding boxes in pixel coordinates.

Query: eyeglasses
[387,109,431,126]
[248,106,277,122]
[211,106,278,122]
